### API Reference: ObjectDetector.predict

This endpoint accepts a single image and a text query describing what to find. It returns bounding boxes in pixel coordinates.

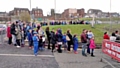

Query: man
[81,29,87,56]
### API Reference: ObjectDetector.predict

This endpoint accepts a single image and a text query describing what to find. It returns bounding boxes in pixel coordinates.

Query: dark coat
[45,30,51,40]
[56,32,63,42]
[51,31,56,44]
[10,23,16,35]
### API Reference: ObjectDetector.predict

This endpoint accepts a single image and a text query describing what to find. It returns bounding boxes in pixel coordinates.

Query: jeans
[82,43,87,55]
[12,34,16,45]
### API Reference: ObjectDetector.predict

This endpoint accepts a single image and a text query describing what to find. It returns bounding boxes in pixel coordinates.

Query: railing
[102,39,120,62]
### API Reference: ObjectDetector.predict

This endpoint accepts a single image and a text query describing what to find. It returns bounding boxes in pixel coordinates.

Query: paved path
[54,49,120,68]
[0,44,59,68]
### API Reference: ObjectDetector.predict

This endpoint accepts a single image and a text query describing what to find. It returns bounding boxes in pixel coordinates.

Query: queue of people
[103,30,120,43]
[7,21,96,57]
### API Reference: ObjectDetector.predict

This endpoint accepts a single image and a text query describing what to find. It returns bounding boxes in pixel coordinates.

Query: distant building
[87,9,102,18]
[0,12,11,21]
[31,7,43,19]
[77,8,85,17]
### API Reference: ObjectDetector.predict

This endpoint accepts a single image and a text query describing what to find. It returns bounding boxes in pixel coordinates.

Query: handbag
[66,35,70,41]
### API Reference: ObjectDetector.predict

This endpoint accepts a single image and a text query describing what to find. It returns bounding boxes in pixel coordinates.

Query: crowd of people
[40,20,90,26]
[103,30,120,42]
[7,20,95,57]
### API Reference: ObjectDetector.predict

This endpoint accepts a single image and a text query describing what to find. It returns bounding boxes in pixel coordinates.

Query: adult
[56,29,63,53]
[81,29,87,56]
[110,32,117,42]
[7,24,12,45]
[45,27,51,49]
[87,30,94,54]
[103,32,110,40]
[51,29,57,52]
[115,30,120,40]
[10,22,17,46]
[15,21,21,48]
[66,30,73,52]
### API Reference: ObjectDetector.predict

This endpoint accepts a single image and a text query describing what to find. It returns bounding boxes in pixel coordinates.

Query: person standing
[67,30,73,52]
[32,32,39,56]
[62,32,67,51]
[45,27,51,49]
[81,29,87,56]
[87,30,94,54]
[7,24,12,45]
[89,37,96,57]
[15,21,21,48]
[73,35,79,54]
[10,22,17,46]
[103,32,110,40]
[51,29,57,52]
[56,29,63,53]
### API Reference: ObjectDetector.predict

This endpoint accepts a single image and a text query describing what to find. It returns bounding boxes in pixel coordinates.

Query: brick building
[9,8,30,16]
[0,12,11,21]
[31,7,43,19]
[77,8,85,17]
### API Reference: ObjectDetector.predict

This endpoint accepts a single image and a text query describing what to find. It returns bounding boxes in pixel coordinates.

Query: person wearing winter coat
[15,22,21,48]
[27,29,33,49]
[56,29,63,53]
[51,29,57,52]
[32,32,39,56]
[67,30,73,52]
[7,24,12,45]
[89,37,96,57]
[10,22,17,46]
[45,27,51,49]
[73,35,79,54]
[62,32,67,51]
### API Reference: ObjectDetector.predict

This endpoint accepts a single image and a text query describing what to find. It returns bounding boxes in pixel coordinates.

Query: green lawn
[42,24,105,44]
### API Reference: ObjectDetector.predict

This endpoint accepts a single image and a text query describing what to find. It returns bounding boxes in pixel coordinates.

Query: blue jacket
[32,36,38,45]
[62,35,67,43]
[73,37,79,45]
[56,33,63,42]
[27,32,32,41]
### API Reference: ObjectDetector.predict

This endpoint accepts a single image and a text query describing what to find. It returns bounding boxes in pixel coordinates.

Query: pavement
[0,35,120,68]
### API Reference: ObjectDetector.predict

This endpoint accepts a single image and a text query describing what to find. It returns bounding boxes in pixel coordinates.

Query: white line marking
[0,54,54,57]
[102,58,117,68]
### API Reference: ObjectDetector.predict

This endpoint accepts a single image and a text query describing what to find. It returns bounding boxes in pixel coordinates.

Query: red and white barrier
[102,39,120,62]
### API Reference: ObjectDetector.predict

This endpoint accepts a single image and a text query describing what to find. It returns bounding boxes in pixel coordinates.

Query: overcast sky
[0,0,119,16]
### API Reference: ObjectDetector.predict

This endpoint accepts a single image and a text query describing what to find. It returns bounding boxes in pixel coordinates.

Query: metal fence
[0,29,6,45]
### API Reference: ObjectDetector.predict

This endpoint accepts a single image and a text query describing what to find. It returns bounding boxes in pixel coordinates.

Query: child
[89,37,96,57]
[27,29,33,49]
[32,32,39,56]
[39,36,43,51]
[73,35,79,54]
[62,32,67,51]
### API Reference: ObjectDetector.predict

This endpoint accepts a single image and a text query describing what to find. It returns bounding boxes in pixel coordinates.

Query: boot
[91,53,95,57]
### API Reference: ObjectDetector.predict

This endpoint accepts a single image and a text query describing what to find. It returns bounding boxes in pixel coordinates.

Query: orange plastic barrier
[102,39,120,62]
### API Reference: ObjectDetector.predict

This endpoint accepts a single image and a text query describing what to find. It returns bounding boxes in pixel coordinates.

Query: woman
[67,30,73,52]
[103,32,110,40]
[51,29,57,52]
[7,24,12,45]
[45,27,51,49]
[56,29,63,53]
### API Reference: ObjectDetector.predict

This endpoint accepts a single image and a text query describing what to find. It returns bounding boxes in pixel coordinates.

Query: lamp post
[54,0,56,21]
[110,0,112,29]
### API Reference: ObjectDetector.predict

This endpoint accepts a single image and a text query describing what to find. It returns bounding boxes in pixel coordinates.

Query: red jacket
[7,27,12,38]
[103,34,110,40]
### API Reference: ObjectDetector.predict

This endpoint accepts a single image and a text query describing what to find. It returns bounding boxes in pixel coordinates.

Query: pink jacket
[89,39,96,49]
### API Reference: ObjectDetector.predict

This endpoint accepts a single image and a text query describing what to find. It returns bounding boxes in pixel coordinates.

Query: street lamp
[54,0,56,21]
[110,0,112,29]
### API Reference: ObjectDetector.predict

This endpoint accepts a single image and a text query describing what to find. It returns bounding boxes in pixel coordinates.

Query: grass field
[42,24,120,44]
[42,24,104,44]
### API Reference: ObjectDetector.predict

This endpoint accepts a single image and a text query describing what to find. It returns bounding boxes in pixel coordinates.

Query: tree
[20,12,31,22]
